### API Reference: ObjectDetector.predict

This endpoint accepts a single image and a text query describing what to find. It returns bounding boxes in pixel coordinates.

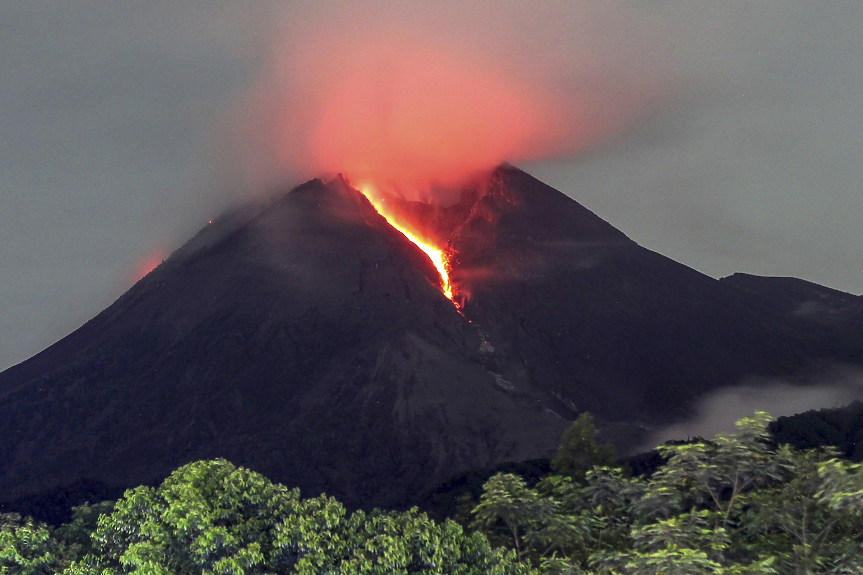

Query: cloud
[220,0,671,196]
[638,366,863,451]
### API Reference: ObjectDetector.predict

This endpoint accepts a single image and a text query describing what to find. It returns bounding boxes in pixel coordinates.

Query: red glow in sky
[306,44,565,191]
[230,20,645,198]
[132,252,163,283]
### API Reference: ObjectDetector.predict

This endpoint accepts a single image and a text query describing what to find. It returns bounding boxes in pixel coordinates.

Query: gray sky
[2,2,862,371]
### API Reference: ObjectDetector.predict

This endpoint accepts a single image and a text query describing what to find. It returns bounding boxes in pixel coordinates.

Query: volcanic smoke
[235,39,570,197]
[220,2,662,306]
[227,2,658,202]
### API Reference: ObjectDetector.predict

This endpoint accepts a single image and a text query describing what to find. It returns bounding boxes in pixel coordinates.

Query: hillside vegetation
[3,412,862,574]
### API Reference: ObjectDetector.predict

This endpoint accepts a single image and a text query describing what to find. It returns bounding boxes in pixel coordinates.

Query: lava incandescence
[357,183,455,304]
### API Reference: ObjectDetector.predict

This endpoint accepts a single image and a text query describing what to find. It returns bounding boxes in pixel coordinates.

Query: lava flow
[357,183,455,304]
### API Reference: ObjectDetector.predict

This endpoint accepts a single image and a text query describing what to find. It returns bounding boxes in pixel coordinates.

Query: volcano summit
[1,165,862,511]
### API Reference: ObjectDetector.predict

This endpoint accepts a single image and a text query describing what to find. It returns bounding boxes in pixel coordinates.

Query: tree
[541,467,642,566]
[0,513,66,575]
[551,413,615,481]
[67,458,533,574]
[7,411,863,574]
[634,412,790,525]
[474,412,863,574]
[740,449,863,574]
[53,501,115,565]
[471,473,556,561]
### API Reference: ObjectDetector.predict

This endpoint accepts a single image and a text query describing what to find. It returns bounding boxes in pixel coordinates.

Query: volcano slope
[0,174,566,510]
[1,165,861,511]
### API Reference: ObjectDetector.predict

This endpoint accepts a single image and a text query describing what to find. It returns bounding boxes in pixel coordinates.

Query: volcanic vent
[2,164,862,512]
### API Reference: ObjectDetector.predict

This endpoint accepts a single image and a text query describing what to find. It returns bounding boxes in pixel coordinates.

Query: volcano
[1,164,862,511]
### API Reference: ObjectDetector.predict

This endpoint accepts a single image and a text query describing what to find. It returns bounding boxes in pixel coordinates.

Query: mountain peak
[2,168,861,515]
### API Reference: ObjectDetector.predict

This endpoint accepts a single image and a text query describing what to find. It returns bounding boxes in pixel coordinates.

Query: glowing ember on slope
[131,251,164,284]
[357,183,455,304]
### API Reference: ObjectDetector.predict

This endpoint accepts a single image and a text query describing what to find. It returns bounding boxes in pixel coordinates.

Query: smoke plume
[638,366,863,451]
[221,1,669,198]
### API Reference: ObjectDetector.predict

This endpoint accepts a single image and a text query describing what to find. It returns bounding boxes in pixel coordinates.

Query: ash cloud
[639,366,863,451]
[4,1,862,373]
[220,0,674,198]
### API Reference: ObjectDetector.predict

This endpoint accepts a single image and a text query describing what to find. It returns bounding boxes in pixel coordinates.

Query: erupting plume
[357,182,455,304]
[228,3,660,200]
[237,39,569,196]
[219,2,663,308]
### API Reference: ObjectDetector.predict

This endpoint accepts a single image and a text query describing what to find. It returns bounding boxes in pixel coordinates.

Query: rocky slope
[1,165,861,511]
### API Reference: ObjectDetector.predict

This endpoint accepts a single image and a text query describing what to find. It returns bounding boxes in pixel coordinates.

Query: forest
[2,410,863,574]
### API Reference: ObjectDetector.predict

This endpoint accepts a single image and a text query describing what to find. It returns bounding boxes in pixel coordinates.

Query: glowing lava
[357,183,454,303]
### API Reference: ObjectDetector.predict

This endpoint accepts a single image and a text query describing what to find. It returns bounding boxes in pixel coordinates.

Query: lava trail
[356,183,455,304]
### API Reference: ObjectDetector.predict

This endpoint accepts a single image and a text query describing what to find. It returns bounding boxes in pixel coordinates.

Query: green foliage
[0,513,66,575]
[53,501,115,565]
[66,458,531,575]
[551,414,615,481]
[473,411,863,575]
[5,410,863,575]
[592,510,735,575]
[635,412,788,524]
[471,474,556,561]
[739,449,863,574]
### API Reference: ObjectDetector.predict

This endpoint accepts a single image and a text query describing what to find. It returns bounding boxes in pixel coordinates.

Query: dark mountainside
[720,273,863,355]
[770,400,863,461]
[1,165,862,516]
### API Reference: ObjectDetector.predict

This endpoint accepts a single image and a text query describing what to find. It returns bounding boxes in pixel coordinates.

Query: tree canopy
[64,459,528,575]
[550,413,615,481]
[471,412,863,574]
[3,412,863,574]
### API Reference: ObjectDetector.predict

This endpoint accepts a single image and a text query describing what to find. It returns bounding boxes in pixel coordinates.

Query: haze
[2,1,862,375]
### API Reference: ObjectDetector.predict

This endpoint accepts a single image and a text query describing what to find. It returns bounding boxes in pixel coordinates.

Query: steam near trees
[2,412,862,574]
[471,412,863,574]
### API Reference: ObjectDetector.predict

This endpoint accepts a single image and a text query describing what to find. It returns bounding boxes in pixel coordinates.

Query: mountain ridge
[1,165,861,510]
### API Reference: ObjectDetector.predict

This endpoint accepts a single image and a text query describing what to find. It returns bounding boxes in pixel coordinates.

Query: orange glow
[132,252,164,283]
[357,183,454,303]
[227,5,664,200]
[303,44,566,193]
[232,33,607,198]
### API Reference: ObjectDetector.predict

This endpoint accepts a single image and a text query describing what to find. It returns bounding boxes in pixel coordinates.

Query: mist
[639,366,863,451]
